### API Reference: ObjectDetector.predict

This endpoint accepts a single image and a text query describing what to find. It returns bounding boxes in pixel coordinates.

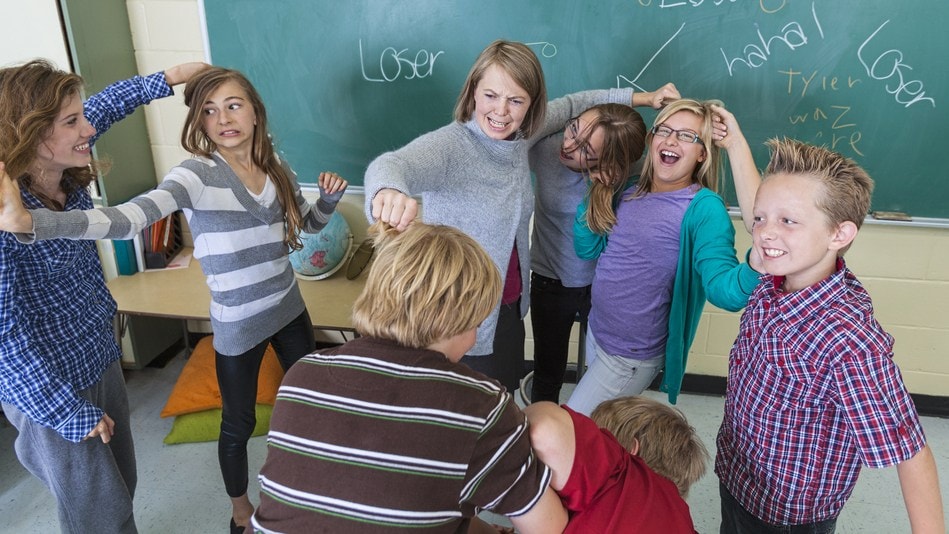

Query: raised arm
[632,82,680,109]
[296,170,348,234]
[163,61,210,86]
[83,62,206,142]
[896,444,945,534]
[710,104,760,234]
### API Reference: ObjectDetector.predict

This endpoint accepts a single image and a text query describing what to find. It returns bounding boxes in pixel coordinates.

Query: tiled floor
[1,352,946,533]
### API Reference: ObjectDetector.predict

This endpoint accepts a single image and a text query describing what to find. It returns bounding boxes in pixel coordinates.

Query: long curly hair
[0,59,102,210]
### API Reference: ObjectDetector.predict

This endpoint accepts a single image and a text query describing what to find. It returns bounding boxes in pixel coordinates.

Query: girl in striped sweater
[0,67,347,533]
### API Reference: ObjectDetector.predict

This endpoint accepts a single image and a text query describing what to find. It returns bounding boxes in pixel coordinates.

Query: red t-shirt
[560,406,698,534]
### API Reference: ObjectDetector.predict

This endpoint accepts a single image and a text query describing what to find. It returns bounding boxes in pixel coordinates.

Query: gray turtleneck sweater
[364,88,634,355]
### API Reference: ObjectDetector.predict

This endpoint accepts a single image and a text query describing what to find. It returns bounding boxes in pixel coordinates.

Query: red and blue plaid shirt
[715,259,926,525]
[0,71,172,442]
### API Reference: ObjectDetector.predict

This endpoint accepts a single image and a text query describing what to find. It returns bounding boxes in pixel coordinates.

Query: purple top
[589,185,697,359]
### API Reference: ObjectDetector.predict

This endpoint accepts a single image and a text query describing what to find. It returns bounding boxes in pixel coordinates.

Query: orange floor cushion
[160,336,285,418]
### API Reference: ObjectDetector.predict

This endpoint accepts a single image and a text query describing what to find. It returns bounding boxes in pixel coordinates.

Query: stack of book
[113,212,184,275]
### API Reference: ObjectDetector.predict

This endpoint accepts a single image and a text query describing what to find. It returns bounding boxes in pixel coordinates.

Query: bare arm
[523,401,576,491]
[711,104,761,234]
[632,82,680,109]
[508,486,567,534]
[896,445,945,534]
[163,62,210,86]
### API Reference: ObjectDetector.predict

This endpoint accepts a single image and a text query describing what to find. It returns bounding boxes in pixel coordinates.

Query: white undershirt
[248,175,276,207]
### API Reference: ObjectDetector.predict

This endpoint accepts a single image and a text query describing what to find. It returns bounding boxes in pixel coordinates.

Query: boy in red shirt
[525,395,707,533]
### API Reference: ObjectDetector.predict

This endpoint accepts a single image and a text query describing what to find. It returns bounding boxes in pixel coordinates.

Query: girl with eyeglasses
[365,39,678,393]
[566,98,764,415]
[525,101,659,404]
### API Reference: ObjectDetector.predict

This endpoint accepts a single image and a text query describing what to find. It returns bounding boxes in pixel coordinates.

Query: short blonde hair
[591,396,708,497]
[764,137,874,230]
[453,40,547,139]
[351,222,502,348]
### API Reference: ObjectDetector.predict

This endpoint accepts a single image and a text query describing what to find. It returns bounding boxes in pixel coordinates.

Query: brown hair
[182,67,306,250]
[0,59,101,210]
[631,98,722,200]
[453,40,547,139]
[764,137,873,231]
[576,104,647,234]
[351,221,502,348]
[591,395,708,497]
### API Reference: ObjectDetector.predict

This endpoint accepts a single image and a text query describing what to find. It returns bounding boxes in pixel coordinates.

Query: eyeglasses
[564,117,599,163]
[651,125,704,145]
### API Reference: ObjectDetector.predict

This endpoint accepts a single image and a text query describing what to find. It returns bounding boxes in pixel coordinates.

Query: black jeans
[529,273,591,403]
[720,482,837,534]
[461,300,525,393]
[216,309,315,497]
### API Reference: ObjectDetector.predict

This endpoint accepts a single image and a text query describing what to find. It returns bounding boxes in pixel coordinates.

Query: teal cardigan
[574,186,761,403]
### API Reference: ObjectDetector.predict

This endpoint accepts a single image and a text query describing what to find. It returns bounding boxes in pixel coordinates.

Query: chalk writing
[812,129,864,156]
[857,21,935,108]
[526,41,558,58]
[616,23,685,92]
[720,2,823,77]
[636,0,786,14]
[780,69,861,97]
[358,39,444,83]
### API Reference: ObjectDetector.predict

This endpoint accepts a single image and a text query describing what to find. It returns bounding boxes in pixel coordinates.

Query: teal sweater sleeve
[688,191,760,311]
[573,194,608,260]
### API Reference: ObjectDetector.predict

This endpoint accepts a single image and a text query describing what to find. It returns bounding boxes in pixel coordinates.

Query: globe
[288,211,353,281]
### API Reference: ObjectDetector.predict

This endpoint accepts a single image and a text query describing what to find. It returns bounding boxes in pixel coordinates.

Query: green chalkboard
[204,0,948,218]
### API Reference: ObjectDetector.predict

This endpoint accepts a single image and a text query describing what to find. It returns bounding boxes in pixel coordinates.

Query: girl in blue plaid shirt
[0,59,205,534]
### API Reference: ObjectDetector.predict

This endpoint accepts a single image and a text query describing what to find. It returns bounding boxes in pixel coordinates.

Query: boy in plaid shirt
[715,138,944,533]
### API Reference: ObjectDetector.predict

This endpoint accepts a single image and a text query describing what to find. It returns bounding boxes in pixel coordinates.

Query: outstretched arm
[896,444,945,533]
[711,104,760,234]
[0,163,33,234]
[163,62,210,86]
[632,82,680,109]
[523,401,576,492]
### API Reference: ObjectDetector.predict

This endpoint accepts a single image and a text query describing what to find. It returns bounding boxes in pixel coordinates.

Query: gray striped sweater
[26,153,341,355]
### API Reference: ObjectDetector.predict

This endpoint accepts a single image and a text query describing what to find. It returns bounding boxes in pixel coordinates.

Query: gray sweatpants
[3,359,137,534]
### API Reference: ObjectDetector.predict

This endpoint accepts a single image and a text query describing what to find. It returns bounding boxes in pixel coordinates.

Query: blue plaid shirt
[0,71,172,442]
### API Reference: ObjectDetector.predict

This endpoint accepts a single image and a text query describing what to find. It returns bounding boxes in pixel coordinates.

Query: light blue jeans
[565,327,664,416]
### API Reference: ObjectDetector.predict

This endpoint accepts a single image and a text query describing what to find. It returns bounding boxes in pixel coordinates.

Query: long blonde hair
[182,67,306,250]
[0,60,102,210]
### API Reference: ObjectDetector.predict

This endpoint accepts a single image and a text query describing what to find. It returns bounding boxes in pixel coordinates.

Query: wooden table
[106,249,365,365]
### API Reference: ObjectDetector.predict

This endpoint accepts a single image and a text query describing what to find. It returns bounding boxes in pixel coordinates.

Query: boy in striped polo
[252,221,566,533]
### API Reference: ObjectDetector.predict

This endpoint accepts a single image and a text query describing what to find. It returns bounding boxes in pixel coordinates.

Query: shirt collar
[764,257,848,319]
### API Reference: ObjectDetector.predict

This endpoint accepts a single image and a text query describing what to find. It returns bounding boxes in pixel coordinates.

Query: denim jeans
[529,273,591,403]
[720,482,837,534]
[564,327,664,416]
